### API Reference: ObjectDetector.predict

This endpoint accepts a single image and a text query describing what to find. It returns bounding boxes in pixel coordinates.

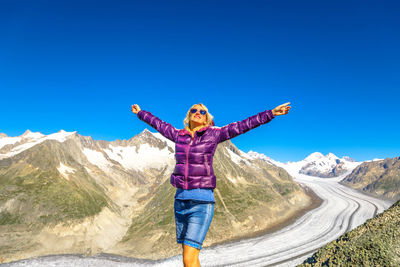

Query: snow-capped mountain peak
[288,152,362,178]
[47,130,76,142]
[21,129,44,139]
[304,152,324,162]
[247,150,364,179]
[0,129,77,159]
[326,152,339,160]
[247,150,280,166]
[342,156,356,162]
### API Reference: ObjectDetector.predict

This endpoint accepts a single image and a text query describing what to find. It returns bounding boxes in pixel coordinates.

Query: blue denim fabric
[174,199,214,250]
[174,188,215,203]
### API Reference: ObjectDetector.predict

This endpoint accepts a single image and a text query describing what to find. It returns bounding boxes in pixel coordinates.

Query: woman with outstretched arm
[131,102,291,267]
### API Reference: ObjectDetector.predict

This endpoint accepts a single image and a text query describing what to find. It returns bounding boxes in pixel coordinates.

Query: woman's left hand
[272,102,291,116]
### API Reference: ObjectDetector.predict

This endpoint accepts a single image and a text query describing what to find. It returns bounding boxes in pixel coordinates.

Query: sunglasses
[190,108,207,115]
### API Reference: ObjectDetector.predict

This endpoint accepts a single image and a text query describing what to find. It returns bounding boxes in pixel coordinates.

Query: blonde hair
[183,103,214,129]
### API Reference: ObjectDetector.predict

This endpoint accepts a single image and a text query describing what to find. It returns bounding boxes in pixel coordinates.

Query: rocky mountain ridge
[0,129,317,262]
[340,156,400,201]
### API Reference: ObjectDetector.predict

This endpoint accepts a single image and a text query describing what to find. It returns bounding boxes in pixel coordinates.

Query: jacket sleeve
[137,110,179,143]
[217,109,275,143]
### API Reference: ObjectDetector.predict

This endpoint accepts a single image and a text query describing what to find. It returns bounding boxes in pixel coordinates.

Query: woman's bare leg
[182,244,200,267]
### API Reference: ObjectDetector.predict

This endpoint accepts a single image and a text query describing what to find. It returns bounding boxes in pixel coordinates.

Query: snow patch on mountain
[226,149,251,165]
[247,150,280,166]
[46,130,75,142]
[364,158,385,162]
[83,148,112,171]
[104,144,174,172]
[151,132,175,150]
[0,136,22,149]
[57,162,76,180]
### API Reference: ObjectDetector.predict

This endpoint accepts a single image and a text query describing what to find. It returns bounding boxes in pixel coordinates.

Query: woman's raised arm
[217,109,275,143]
[217,102,291,143]
[132,104,179,143]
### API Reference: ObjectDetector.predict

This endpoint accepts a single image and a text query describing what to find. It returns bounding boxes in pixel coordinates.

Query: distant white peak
[247,150,278,164]
[138,128,156,139]
[137,128,152,138]
[139,128,156,137]
[139,128,152,135]
[0,133,7,138]
[57,129,76,134]
[247,150,259,157]
[56,129,77,135]
[47,130,77,142]
[22,130,32,136]
[342,156,357,162]
[304,152,324,161]
[326,152,339,159]
[247,150,271,160]
[21,130,44,139]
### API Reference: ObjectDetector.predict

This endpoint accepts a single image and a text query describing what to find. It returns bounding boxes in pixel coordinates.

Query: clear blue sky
[1,1,399,162]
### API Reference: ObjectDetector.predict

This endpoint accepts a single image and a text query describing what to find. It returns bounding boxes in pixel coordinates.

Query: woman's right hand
[272,102,291,116]
[131,104,141,114]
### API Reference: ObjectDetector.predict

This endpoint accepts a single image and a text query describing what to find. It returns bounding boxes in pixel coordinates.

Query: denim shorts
[174,199,214,250]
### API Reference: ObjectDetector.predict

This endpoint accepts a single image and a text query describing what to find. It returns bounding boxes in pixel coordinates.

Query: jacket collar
[179,125,210,136]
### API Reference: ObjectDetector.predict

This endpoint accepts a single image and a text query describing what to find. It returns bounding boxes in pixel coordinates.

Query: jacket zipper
[184,136,193,189]
[204,154,210,176]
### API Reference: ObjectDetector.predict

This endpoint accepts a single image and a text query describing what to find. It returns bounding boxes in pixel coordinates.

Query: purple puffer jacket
[137,109,275,189]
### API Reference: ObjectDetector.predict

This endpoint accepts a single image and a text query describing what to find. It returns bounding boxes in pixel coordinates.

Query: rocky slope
[299,199,400,266]
[340,156,400,201]
[0,129,316,263]
[109,140,317,259]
